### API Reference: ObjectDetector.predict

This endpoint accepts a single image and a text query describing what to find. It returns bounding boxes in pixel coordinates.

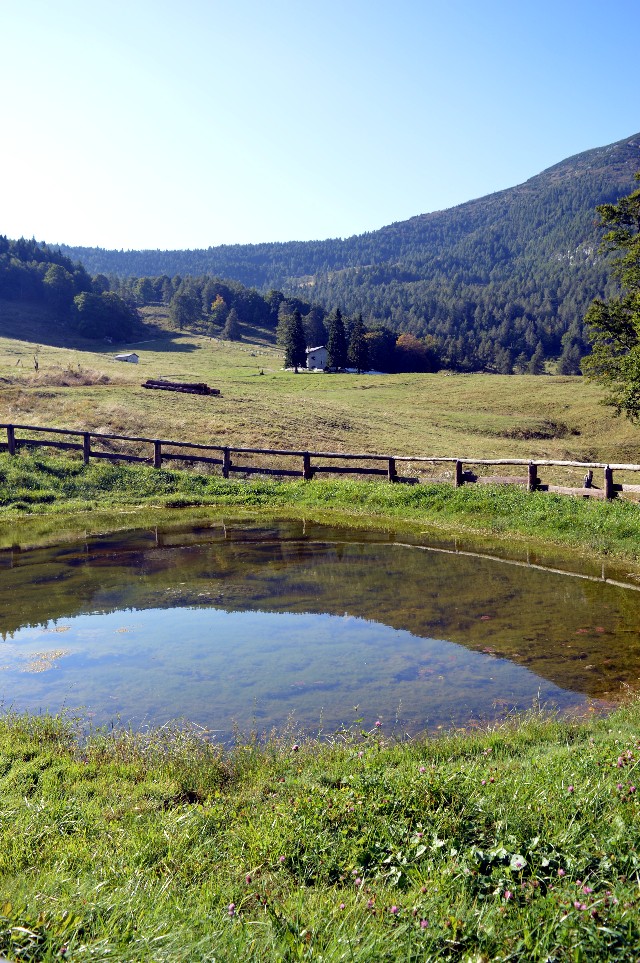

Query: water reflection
[1,520,639,736]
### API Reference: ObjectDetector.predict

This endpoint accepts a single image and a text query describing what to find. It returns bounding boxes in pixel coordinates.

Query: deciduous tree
[583,173,640,418]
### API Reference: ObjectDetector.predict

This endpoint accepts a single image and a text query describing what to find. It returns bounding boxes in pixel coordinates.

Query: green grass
[2,453,640,575]
[2,704,640,961]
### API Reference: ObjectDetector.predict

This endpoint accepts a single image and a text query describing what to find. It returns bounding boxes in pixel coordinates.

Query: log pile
[142,379,220,396]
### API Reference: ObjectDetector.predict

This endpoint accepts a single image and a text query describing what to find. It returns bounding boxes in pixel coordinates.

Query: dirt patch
[501,421,581,441]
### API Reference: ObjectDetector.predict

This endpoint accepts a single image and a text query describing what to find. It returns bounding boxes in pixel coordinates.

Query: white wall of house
[306,346,328,370]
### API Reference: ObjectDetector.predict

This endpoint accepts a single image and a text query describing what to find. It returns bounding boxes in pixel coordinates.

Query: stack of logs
[142,379,220,396]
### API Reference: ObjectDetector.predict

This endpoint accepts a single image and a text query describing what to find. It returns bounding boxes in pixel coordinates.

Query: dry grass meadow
[1,301,639,489]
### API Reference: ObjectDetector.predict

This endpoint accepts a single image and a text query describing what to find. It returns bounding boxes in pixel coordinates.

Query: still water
[1,520,639,738]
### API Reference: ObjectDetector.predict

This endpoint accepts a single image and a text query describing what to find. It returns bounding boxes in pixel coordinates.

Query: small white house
[306,345,328,370]
[114,352,139,364]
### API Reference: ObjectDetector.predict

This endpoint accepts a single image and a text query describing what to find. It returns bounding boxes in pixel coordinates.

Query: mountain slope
[58,132,640,371]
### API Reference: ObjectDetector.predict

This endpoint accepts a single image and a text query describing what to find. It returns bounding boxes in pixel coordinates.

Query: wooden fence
[1,422,640,499]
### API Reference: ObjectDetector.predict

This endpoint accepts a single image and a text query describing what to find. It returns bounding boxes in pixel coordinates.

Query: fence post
[83,432,91,465]
[222,447,231,479]
[153,441,162,469]
[302,452,312,480]
[6,425,15,456]
[527,462,538,492]
[604,465,614,499]
[454,460,463,487]
[388,457,397,483]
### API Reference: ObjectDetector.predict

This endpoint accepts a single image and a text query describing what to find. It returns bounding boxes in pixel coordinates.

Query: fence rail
[1,422,639,500]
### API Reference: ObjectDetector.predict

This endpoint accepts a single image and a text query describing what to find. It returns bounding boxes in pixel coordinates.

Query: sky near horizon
[2,0,639,251]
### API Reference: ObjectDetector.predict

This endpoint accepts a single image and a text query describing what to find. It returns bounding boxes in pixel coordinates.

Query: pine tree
[326,308,347,370]
[277,309,306,370]
[348,315,369,373]
[527,342,546,374]
[222,307,241,341]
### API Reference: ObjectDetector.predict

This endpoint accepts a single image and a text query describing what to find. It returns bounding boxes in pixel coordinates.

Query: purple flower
[557,868,565,877]
[245,874,251,884]
[583,886,593,894]
[292,744,299,752]
[375,720,382,728]
[503,890,512,901]
[367,898,375,909]
[279,855,285,863]
[228,903,236,917]
[419,766,426,773]
[390,905,399,915]
[420,919,429,929]
[567,785,574,793]
[630,785,636,793]
[355,877,362,887]
[339,902,346,910]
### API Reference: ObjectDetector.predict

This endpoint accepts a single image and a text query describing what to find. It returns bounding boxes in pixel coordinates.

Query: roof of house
[306,345,327,353]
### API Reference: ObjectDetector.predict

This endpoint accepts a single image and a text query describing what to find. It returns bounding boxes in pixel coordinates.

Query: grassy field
[4,306,640,960]
[3,704,640,961]
[1,302,640,492]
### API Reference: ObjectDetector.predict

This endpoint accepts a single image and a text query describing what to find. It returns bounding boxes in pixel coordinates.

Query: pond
[1,520,639,739]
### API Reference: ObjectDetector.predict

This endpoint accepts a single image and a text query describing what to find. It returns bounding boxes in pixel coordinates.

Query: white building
[114,352,139,364]
[306,346,328,370]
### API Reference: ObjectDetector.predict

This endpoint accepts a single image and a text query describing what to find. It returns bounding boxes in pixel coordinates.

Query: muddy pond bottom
[1,520,639,738]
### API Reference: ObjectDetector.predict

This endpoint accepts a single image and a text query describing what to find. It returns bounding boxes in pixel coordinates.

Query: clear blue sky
[2,0,639,250]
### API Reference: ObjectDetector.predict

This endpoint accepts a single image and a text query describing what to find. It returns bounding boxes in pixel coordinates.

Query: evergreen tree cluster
[276,304,440,373]
[0,237,137,341]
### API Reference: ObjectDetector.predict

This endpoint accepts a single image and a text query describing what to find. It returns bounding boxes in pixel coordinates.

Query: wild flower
[340,903,346,910]
[292,744,299,752]
[420,919,429,929]
[228,903,236,917]
[390,905,399,915]
[355,877,362,887]
[419,766,426,773]
[279,855,285,863]
[375,720,382,728]
[557,868,565,877]
[567,785,574,793]
[245,874,251,884]
[367,898,375,909]
[503,890,512,901]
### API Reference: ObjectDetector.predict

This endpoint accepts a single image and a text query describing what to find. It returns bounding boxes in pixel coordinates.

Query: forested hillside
[0,237,137,341]
[29,133,640,370]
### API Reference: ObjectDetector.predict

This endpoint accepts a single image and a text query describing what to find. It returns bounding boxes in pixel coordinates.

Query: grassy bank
[2,705,640,961]
[2,452,640,571]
